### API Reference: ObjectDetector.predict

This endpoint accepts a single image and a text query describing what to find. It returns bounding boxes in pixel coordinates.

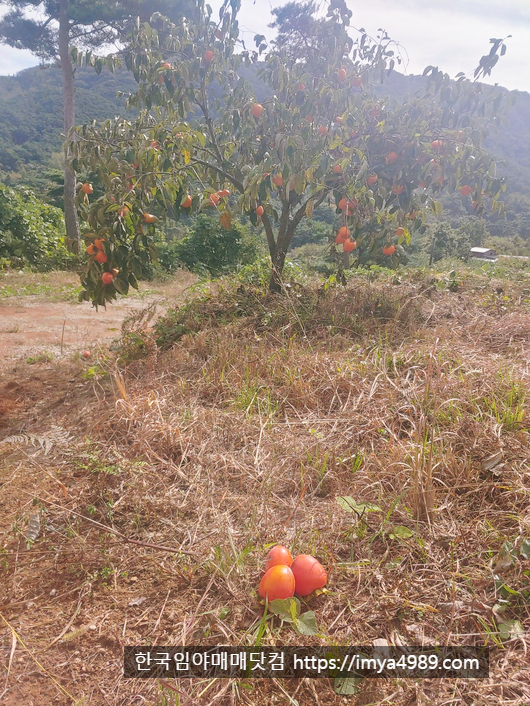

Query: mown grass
[0,268,197,303]
[1,264,529,705]
[0,270,82,301]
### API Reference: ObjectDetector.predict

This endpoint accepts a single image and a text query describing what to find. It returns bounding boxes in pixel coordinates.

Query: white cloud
[219,0,530,92]
[0,44,37,75]
[343,0,529,92]
[0,0,527,92]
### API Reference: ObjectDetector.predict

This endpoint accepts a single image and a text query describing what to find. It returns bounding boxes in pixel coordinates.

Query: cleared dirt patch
[0,270,196,364]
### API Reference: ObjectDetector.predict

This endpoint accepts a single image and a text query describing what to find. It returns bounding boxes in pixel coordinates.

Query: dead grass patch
[1,273,529,705]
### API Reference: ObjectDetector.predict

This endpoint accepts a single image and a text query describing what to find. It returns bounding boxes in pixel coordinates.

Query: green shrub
[237,257,309,289]
[0,184,74,269]
[172,214,259,276]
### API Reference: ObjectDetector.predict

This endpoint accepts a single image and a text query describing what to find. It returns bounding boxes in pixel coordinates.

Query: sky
[0,0,529,93]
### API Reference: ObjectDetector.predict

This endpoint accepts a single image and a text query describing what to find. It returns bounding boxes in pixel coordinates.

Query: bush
[0,184,74,269]
[237,257,309,289]
[152,275,429,350]
[171,214,260,276]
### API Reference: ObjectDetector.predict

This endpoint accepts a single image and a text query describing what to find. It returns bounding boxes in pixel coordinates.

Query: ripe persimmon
[95,251,108,264]
[338,197,348,210]
[291,555,327,596]
[86,244,97,256]
[395,227,405,237]
[255,205,264,217]
[338,226,350,239]
[352,75,362,88]
[81,183,93,195]
[204,49,214,63]
[392,184,404,195]
[343,238,357,252]
[143,213,157,223]
[94,238,105,251]
[460,185,472,196]
[251,103,264,118]
[265,545,293,571]
[258,565,295,602]
[385,151,398,164]
[367,174,378,186]
[272,173,283,187]
[318,125,328,136]
[332,164,342,174]
[101,272,114,285]
[337,67,347,82]
[383,244,396,256]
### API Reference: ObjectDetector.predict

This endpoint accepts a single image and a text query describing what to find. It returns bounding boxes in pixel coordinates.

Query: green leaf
[336,496,382,514]
[333,677,363,695]
[269,597,300,623]
[293,610,319,636]
[519,538,530,560]
[497,619,524,641]
[112,277,129,295]
[389,525,414,540]
[501,540,518,563]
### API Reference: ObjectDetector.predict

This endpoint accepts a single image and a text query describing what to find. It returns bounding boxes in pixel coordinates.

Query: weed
[27,351,54,364]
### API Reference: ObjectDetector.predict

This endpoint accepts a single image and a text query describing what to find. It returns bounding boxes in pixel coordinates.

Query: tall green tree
[69,0,510,305]
[0,0,195,250]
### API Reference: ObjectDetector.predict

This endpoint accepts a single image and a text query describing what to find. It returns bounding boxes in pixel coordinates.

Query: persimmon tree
[70,0,510,306]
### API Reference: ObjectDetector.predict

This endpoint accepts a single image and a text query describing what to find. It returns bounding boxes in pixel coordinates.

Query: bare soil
[0,271,196,364]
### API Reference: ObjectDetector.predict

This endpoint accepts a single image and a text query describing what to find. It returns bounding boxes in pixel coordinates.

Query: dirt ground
[0,271,196,364]
[0,270,200,705]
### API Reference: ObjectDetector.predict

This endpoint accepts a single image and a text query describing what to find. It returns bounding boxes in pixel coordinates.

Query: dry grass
[0,269,529,705]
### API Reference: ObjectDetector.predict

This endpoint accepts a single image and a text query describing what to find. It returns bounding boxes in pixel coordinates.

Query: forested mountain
[0,65,137,175]
[1,61,530,252]
[1,63,529,187]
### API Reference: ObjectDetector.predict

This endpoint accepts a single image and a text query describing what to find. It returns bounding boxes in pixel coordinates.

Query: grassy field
[0,269,192,303]
[0,262,529,705]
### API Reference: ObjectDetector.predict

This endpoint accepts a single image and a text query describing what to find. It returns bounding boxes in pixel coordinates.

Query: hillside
[1,264,529,704]
[1,63,529,189]
[0,65,137,175]
[1,62,530,255]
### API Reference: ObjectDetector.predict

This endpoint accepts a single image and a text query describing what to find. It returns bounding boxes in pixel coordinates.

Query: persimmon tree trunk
[59,0,80,252]
[267,191,328,293]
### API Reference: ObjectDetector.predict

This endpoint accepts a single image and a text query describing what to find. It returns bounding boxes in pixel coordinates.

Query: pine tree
[0,0,195,250]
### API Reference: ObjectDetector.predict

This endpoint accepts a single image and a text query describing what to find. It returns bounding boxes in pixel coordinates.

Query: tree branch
[195,90,225,170]
[190,158,244,192]
[261,212,276,259]
[287,187,330,239]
